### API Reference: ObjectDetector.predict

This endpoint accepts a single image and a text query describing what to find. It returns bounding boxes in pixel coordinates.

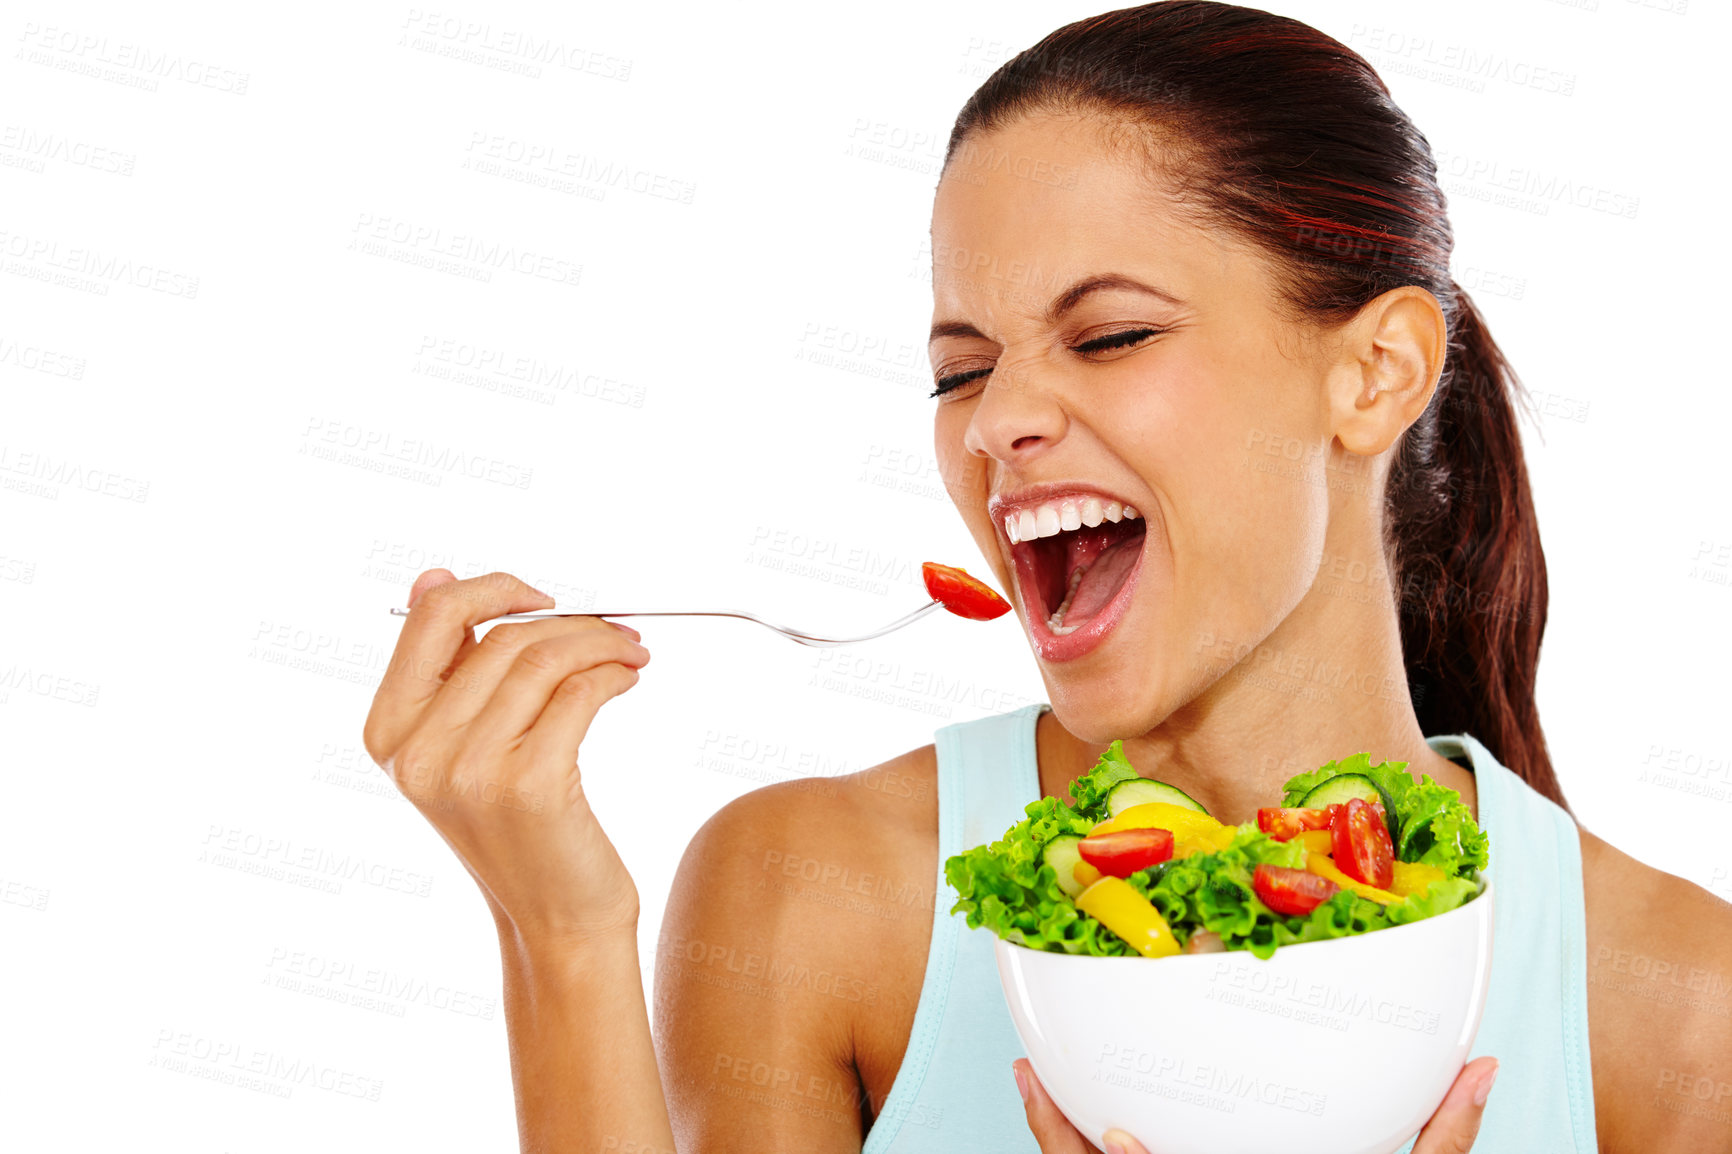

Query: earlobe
[1331,287,1447,456]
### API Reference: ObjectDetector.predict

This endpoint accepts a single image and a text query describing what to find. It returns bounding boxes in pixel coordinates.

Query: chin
[1036,644,1175,745]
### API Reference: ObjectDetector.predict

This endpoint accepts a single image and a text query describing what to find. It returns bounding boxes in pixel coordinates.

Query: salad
[946,744,1488,960]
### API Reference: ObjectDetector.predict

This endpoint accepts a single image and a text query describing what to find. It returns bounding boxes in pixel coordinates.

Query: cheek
[1119,350,1327,617]
[933,406,977,506]
[934,406,1002,559]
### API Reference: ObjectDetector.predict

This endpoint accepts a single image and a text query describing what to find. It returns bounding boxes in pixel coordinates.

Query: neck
[1037,526,1478,823]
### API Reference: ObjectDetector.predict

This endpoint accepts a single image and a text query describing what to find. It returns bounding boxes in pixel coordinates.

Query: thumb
[1013,1059,1093,1153]
[1413,1057,1498,1154]
[407,567,457,609]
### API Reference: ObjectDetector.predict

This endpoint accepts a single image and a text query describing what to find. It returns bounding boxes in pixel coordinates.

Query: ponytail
[944,2,1569,807]
[1389,285,1566,809]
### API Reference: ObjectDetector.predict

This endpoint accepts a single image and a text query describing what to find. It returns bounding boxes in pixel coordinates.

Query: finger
[419,615,642,734]
[1412,1057,1498,1154]
[363,571,552,763]
[523,660,645,771]
[1014,1059,1095,1153]
[407,568,488,699]
[461,626,650,752]
[407,567,457,609]
[1098,1129,1150,1154]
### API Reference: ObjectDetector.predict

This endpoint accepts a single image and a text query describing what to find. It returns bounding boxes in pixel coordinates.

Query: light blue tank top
[861,702,1598,1153]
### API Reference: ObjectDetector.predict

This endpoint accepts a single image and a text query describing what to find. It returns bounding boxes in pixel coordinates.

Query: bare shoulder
[667,741,938,912]
[652,742,939,1153]
[1580,827,1732,1153]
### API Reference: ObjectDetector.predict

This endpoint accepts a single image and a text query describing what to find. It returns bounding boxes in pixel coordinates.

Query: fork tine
[782,601,944,645]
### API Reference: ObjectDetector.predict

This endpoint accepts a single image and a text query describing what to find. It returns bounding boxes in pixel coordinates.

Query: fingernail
[1474,1061,1499,1107]
[607,621,641,640]
[408,569,433,608]
[1102,1129,1135,1154]
[1012,1062,1029,1102]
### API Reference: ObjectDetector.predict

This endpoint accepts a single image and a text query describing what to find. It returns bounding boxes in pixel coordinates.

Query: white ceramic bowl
[994,880,1494,1154]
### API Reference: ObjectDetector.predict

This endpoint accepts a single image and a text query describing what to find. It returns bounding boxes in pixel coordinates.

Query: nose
[961,360,1068,464]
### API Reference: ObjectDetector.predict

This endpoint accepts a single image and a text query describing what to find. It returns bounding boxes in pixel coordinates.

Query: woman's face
[930,112,1353,743]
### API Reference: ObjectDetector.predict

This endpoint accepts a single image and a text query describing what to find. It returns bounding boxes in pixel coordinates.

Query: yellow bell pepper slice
[1093,802,1223,842]
[1173,824,1239,859]
[1390,860,1448,898]
[1073,860,1103,888]
[1305,852,1400,905]
[1076,876,1182,958]
[1294,830,1334,854]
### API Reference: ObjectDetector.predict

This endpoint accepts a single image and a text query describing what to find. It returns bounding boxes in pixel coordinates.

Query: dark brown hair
[944,0,1567,807]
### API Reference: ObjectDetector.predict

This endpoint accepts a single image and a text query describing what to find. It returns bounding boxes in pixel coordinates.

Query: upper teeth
[1004,496,1139,543]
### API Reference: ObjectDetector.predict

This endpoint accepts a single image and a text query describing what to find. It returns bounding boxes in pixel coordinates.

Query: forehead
[930,112,1246,323]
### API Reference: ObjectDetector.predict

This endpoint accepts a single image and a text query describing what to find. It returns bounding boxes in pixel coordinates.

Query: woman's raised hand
[361,569,653,944]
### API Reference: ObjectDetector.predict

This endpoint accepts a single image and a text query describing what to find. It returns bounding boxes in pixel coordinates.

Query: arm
[362,569,676,1152]
[499,924,675,1154]
[1582,828,1732,1153]
[653,755,941,1152]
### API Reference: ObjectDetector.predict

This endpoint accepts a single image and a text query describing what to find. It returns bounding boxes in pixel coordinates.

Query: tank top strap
[936,701,1048,858]
[1402,732,1598,1152]
[861,702,1048,1154]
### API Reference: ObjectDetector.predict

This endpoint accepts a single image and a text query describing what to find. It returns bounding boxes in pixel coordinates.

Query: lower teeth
[1046,563,1088,635]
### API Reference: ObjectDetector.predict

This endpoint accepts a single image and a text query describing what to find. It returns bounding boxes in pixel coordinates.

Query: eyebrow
[928,273,1185,343]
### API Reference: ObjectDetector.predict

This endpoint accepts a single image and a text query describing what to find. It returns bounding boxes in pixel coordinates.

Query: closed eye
[929,327,1166,398]
[1071,327,1163,354]
[929,366,993,398]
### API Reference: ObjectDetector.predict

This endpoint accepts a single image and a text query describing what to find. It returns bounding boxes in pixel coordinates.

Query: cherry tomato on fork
[922,562,1012,620]
[1331,797,1396,889]
[1077,828,1175,877]
[1252,864,1340,916]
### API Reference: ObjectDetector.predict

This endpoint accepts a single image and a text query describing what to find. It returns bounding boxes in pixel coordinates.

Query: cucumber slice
[1299,773,1398,842]
[1105,778,1210,818]
[1040,835,1088,899]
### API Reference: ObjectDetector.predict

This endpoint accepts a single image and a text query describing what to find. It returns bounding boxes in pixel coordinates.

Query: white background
[3,0,1726,1148]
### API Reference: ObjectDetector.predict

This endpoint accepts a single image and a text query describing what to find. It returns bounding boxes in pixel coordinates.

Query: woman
[362,3,1732,1151]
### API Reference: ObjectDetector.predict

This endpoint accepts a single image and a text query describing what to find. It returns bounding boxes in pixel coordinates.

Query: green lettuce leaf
[1066,740,1140,817]
[1386,874,1481,924]
[944,795,1109,955]
[1279,752,1376,805]
[1279,754,1489,878]
[1402,792,1490,876]
[942,739,1159,957]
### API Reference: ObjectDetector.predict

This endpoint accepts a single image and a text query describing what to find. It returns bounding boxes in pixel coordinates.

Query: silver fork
[386,601,946,647]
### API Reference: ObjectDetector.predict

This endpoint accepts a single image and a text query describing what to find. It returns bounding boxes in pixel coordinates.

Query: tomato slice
[1255,806,1336,841]
[1331,797,1395,889]
[921,562,1011,620]
[1252,863,1340,916]
[1077,828,1174,878]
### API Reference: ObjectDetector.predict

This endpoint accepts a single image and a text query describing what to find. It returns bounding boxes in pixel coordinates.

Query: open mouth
[1000,493,1148,642]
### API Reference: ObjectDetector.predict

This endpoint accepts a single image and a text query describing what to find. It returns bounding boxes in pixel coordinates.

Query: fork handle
[387,608,776,621]
[385,601,946,647]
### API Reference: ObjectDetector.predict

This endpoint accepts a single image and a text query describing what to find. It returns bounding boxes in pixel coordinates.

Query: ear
[1328,286,1448,456]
